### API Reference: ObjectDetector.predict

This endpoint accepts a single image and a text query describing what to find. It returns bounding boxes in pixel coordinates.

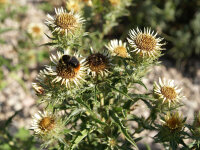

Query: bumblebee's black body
[59,55,80,68]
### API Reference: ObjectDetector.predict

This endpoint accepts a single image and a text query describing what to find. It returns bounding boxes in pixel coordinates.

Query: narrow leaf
[108,84,153,102]
[65,109,83,124]
[76,97,91,110]
[110,111,137,148]
[108,84,136,102]
[132,80,147,90]
[39,42,57,47]
[44,33,56,40]
[75,97,107,125]
[5,109,22,128]
[70,129,90,150]
[130,94,156,101]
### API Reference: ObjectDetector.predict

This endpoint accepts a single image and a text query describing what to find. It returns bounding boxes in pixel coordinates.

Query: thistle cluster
[30,4,195,150]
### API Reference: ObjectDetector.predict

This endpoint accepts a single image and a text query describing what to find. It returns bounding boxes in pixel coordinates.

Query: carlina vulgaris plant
[31,6,165,149]
[30,5,193,150]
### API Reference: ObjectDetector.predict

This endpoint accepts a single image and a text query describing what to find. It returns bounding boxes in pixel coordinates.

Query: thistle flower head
[108,137,117,148]
[109,0,121,6]
[31,111,65,134]
[86,48,112,77]
[162,112,184,131]
[27,23,44,38]
[153,78,183,107]
[45,49,87,88]
[31,111,65,146]
[45,7,85,35]
[66,0,83,12]
[127,27,165,58]
[31,111,55,134]
[106,39,130,58]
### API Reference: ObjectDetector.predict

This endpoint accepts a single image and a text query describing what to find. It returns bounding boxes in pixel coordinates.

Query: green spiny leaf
[65,109,83,124]
[75,97,107,125]
[132,80,148,90]
[44,33,56,40]
[5,109,22,128]
[70,129,92,150]
[39,42,57,47]
[110,110,138,148]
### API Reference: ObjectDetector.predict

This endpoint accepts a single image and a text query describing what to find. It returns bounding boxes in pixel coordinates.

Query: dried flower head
[162,112,184,131]
[82,0,92,6]
[32,83,44,95]
[66,0,83,12]
[45,7,84,36]
[86,48,112,77]
[127,27,165,57]
[35,70,55,89]
[45,49,87,88]
[32,70,55,97]
[36,70,47,83]
[106,39,130,58]
[154,78,183,107]
[108,137,117,148]
[27,23,44,38]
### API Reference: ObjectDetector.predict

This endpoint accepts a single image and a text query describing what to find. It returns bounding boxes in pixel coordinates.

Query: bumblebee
[59,55,80,68]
